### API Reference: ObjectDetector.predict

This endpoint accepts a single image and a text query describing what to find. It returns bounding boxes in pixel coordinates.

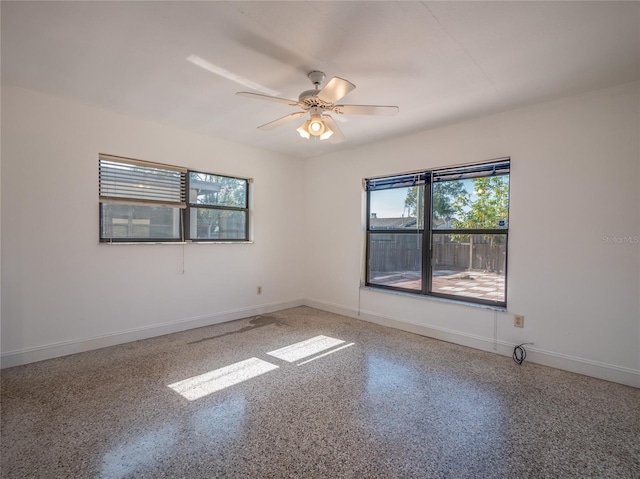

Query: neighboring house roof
[370,216,460,229]
[370,217,418,229]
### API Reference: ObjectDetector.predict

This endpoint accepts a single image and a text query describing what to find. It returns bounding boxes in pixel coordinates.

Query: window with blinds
[99,155,187,242]
[98,155,252,243]
[365,158,510,307]
[99,155,186,207]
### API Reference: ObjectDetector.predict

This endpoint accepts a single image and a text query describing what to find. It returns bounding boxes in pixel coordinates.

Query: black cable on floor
[513,343,527,365]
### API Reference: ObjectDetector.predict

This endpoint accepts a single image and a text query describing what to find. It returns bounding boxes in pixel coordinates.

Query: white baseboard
[4,297,638,389]
[0,299,304,369]
[303,298,640,389]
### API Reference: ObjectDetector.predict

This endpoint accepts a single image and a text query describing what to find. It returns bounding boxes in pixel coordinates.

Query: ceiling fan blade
[257,111,307,130]
[317,77,356,104]
[333,105,399,116]
[322,115,346,144]
[236,92,299,107]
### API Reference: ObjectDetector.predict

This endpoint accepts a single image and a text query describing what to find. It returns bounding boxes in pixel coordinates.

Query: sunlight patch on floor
[267,335,346,363]
[168,358,278,400]
[296,342,355,365]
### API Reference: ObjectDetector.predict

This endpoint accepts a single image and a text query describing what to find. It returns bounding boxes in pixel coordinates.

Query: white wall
[304,82,640,387]
[1,85,305,366]
[2,82,639,388]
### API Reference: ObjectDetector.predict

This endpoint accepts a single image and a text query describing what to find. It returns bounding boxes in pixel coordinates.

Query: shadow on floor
[188,315,287,344]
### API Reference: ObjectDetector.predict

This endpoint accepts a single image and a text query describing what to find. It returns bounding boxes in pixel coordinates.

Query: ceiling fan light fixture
[296,121,311,139]
[320,126,334,140]
[308,114,325,136]
[297,116,333,141]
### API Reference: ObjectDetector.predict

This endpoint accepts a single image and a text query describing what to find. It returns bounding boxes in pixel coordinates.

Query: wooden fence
[368,234,422,274]
[369,234,506,274]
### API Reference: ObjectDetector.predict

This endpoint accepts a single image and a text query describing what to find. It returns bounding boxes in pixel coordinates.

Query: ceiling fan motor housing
[298,70,333,109]
[298,90,333,109]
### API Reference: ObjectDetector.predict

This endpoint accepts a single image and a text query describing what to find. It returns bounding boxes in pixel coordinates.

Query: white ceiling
[2,1,639,159]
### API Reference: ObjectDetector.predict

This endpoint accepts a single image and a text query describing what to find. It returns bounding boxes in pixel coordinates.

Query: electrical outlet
[514,314,524,328]
[257,286,262,295]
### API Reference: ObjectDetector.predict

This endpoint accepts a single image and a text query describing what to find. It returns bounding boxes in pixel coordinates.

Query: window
[99,155,250,243]
[365,159,510,307]
[187,171,249,241]
[99,155,186,242]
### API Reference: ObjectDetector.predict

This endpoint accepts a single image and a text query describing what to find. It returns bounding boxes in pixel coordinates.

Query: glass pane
[99,159,184,204]
[431,233,507,303]
[101,204,181,240]
[367,233,422,291]
[369,186,424,230]
[189,172,247,208]
[432,175,509,230]
[190,208,247,240]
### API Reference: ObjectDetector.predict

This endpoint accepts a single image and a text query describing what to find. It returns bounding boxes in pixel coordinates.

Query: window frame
[185,170,250,242]
[98,154,252,244]
[99,204,185,243]
[98,154,187,243]
[365,159,510,308]
[365,179,430,296]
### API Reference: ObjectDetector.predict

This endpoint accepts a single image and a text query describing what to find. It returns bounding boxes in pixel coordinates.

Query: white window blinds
[98,154,187,208]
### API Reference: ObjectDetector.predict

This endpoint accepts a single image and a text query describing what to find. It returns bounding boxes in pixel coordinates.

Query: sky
[369,178,503,219]
[369,188,412,218]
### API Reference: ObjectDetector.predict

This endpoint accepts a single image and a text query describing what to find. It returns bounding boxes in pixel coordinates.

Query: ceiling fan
[236,71,399,143]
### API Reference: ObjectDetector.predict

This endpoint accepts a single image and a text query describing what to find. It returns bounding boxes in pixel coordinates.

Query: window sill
[100,241,187,245]
[359,285,507,312]
[100,241,254,245]
[190,241,254,244]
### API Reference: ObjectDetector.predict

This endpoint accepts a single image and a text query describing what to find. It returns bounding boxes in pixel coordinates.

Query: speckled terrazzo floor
[2,306,639,479]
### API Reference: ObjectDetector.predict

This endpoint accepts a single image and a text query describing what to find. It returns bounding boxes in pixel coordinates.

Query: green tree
[405,176,509,272]
[403,186,425,228]
[404,186,418,216]
[432,181,468,226]
[193,175,247,238]
[452,176,509,230]
[452,176,509,272]
[404,182,468,228]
